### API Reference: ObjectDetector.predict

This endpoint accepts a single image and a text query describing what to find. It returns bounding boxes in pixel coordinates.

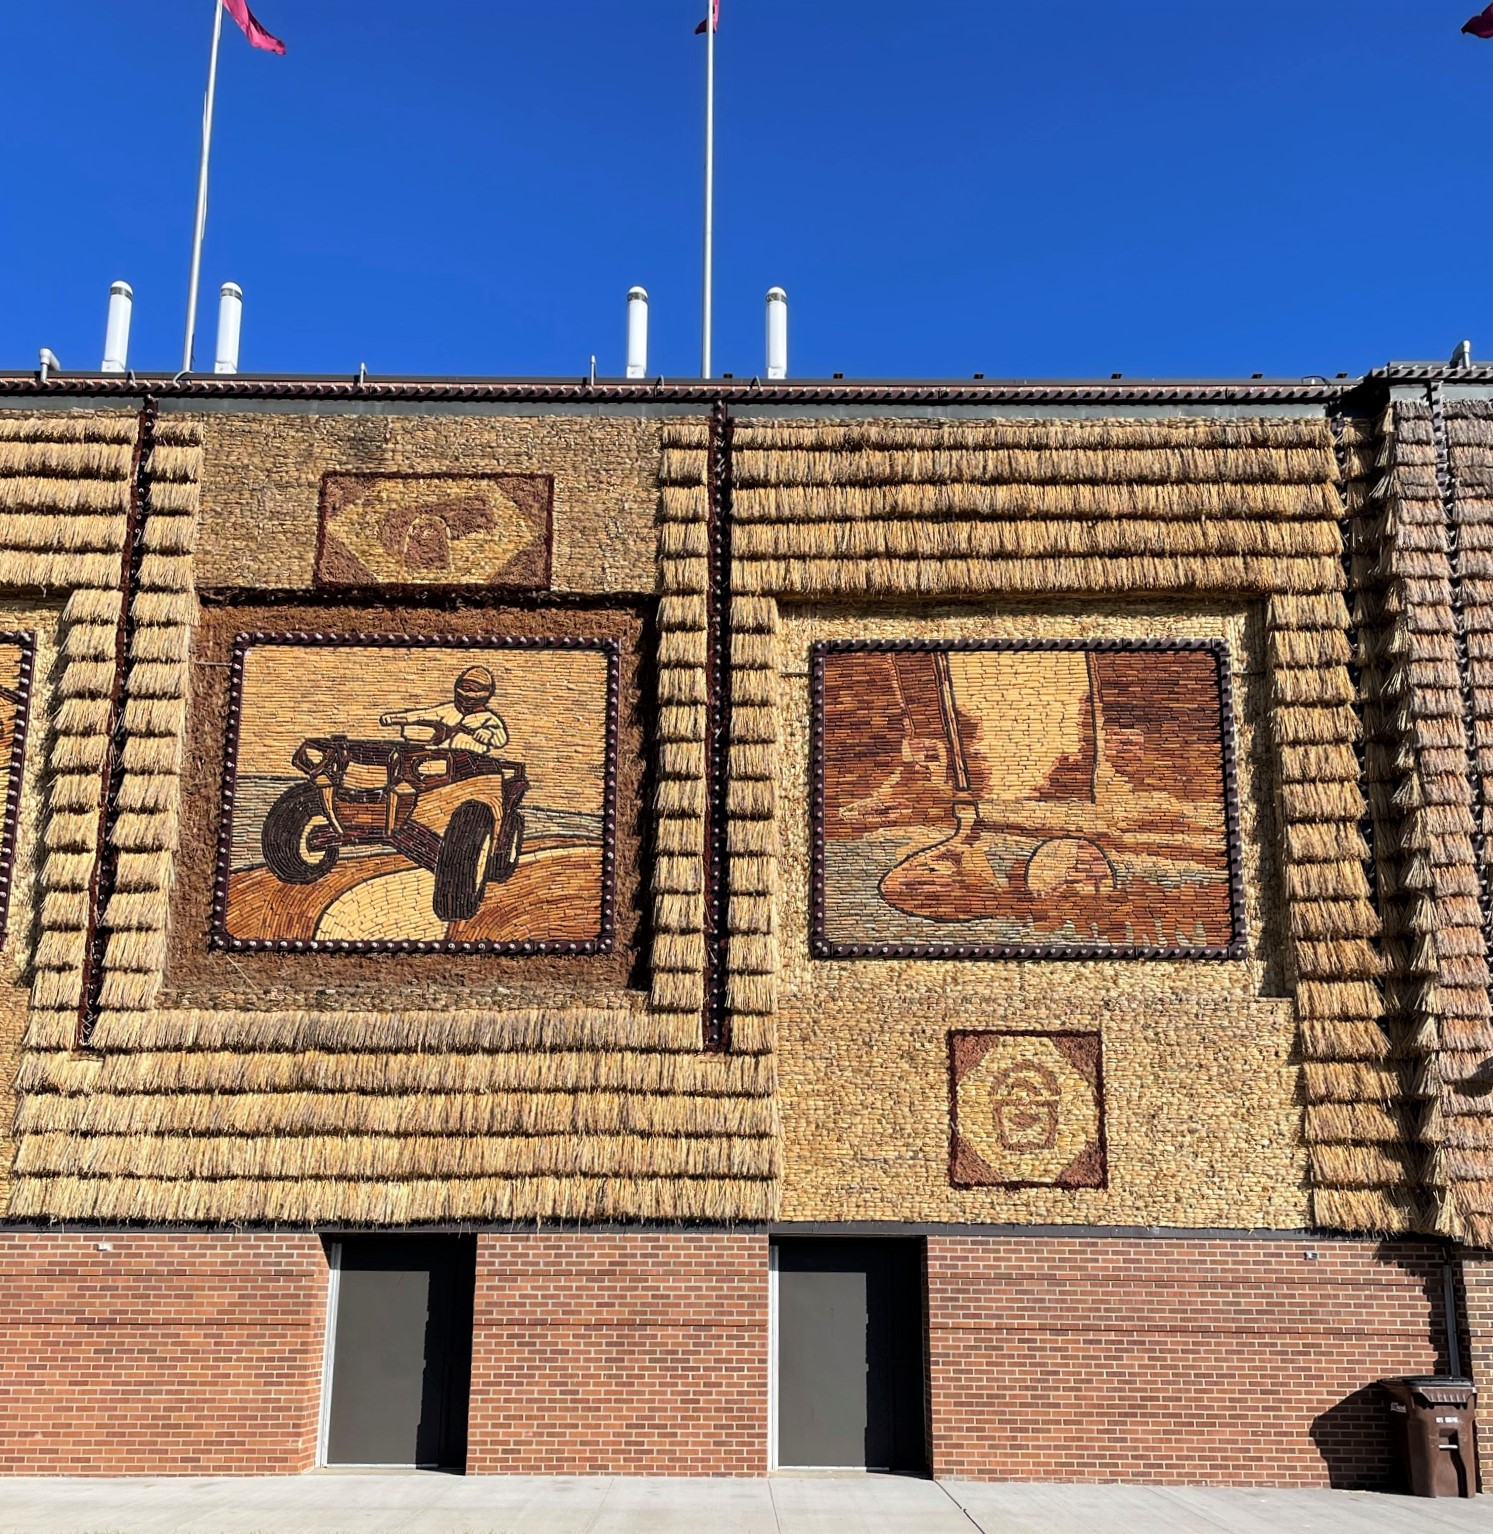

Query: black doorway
[772,1238,927,1472]
[322,1235,476,1470]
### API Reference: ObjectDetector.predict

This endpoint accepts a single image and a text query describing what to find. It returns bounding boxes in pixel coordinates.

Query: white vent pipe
[626,287,649,379]
[766,286,788,380]
[214,282,243,375]
[101,281,133,374]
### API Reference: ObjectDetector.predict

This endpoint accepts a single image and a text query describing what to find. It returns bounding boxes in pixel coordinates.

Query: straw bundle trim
[16,1130,778,1183]
[0,511,127,550]
[733,515,1340,561]
[0,550,120,589]
[1304,1101,1407,1143]
[0,413,136,445]
[1292,937,1379,978]
[8,1173,778,1225]
[731,417,1334,454]
[0,478,130,516]
[732,553,1340,598]
[732,484,1339,527]
[15,1082,780,1144]
[1310,1187,1416,1233]
[1302,1062,1401,1101]
[19,1044,774,1099]
[1309,1143,1412,1187]
[661,419,711,450]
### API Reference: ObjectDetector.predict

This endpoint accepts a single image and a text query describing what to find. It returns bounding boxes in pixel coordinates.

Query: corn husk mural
[815,642,1240,954]
[217,638,616,952]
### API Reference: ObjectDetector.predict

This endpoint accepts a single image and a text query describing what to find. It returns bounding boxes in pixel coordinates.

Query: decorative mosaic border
[947,1028,1109,1190]
[0,630,35,949]
[210,631,620,956]
[809,636,1246,961]
[313,471,554,591]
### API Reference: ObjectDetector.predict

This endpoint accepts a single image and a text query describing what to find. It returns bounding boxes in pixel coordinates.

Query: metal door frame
[316,1239,342,1468]
[769,1235,869,1471]
[316,1235,466,1471]
[769,1235,928,1474]
[767,1241,780,1470]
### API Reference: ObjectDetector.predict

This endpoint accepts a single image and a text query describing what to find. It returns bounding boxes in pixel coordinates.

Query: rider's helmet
[453,665,496,715]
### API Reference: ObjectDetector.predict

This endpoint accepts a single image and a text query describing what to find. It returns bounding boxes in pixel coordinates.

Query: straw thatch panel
[1436,398,1493,1247]
[0,404,1446,1231]
[6,410,779,1226]
[730,415,1397,1229]
[9,994,776,1222]
[1338,407,1438,1234]
[0,411,143,1207]
[1336,396,1493,1244]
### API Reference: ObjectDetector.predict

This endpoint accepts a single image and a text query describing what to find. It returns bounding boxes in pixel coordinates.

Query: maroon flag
[223,0,286,54]
[695,0,719,34]
[1464,4,1493,38]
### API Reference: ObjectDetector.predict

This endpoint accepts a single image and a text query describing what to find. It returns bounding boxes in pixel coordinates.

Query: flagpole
[183,0,225,373]
[701,6,715,380]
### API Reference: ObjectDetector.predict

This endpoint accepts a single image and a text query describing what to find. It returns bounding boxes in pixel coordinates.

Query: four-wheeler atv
[260,722,528,923]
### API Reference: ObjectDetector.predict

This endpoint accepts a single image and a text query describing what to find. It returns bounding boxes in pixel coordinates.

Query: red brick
[467,1233,767,1475]
[0,1232,326,1475]
[926,1235,1452,1488]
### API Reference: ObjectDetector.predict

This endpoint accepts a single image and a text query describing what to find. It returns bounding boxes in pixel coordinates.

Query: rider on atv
[379,665,509,754]
[259,663,528,922]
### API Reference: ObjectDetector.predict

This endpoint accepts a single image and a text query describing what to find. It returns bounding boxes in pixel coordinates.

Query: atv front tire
[433,801,494,922]
[262,786,339,884]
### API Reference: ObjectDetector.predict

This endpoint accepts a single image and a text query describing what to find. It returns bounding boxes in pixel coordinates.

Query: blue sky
[2,1,1489,380]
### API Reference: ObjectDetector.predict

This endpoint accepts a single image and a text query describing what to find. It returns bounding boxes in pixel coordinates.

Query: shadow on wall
[1310,1385,1393,1491]
[1307,1241,1455,1490]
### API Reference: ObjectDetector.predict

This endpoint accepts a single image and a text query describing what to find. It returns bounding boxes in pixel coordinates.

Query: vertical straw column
[90,421,204,1031]
[651,422,712,1032]
[723,592,779,1059]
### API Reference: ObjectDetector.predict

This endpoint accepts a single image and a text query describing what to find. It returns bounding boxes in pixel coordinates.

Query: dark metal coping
[0,372,1350,405]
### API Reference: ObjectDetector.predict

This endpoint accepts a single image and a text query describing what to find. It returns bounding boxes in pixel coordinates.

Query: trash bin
[1382,1376,1478,1497]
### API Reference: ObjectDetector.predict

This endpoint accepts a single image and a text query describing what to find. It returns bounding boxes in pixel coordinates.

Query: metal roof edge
[0,373,1346,407]
[1369,363,1493,385]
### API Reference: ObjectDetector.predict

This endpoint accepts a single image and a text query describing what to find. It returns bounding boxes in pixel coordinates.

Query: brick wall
[1463,1251,1493,1385]
[0,1227,1464,1482]
[926,1235,1451,1487]
[467,1232,768,1475]
[0,1231,327,1475]
[1461,1249,1493,1487]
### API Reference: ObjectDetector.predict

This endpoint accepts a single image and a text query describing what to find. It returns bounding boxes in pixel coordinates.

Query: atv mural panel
[213,633,618,953]
[810,638,1244,959]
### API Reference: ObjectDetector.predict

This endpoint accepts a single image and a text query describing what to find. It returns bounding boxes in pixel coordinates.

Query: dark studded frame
[809,636,1246,961]
[210,631,620,957]
[0,630,34,950]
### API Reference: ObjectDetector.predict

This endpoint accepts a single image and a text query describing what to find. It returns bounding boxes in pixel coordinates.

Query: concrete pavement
[0,1474,1485,1534]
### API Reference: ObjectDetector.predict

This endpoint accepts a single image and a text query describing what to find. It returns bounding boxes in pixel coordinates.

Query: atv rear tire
[433,801,494,922]
[262,786,339,885]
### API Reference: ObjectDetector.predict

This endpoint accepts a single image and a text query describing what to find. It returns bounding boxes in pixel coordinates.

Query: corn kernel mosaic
[315,472,552,590]
[811,639,1244,958]
[213,634,618,954]
[948,1029,1106,1189]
